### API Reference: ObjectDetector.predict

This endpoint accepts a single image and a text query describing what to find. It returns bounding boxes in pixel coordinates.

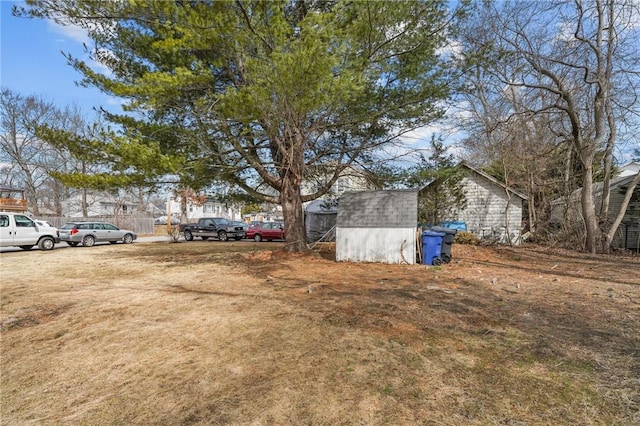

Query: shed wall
[336,227,416,264]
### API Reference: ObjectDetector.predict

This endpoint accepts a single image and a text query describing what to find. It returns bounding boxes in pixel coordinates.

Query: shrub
[455,231,478,245]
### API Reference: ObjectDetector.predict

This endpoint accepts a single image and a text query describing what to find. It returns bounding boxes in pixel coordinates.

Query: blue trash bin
[422,231,445,265]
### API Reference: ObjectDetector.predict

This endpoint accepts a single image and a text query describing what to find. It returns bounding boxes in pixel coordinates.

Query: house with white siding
[63,192,141,217]
[423,163,528,244]
[166,196,242,222]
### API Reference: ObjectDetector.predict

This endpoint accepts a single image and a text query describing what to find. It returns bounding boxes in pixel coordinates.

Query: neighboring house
[422,163,528,244]
[167,196,243,222]
[336,190,418,264]
[64,192,141,217]
[245,210,284,223]
[302,166,375,243]
[550,163,640,251]
[0,187,28,213]
[302,165,376,205]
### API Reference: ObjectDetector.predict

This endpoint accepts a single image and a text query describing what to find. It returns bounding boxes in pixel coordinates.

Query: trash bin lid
[430,226,457,234]
[423,230,446,237]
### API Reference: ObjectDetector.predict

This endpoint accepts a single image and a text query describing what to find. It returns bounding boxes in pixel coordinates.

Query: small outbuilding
[336,190,418,264]
[305,199,338,243]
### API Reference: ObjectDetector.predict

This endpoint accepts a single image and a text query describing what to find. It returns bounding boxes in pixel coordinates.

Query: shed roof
[337,190,418,228]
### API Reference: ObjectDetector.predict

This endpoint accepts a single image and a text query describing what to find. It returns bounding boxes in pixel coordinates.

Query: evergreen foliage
[16,0,460,251]
[405,137,466,226]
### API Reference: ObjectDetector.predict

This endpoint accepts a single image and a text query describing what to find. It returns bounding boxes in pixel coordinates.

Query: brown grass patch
[1,242,639,424]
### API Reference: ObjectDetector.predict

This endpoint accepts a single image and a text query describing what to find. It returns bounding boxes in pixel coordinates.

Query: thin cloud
[47,20,90,45]
[46,19,113,78]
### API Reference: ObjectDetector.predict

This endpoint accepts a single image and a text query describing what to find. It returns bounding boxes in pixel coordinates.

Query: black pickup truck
[179,217,245,241]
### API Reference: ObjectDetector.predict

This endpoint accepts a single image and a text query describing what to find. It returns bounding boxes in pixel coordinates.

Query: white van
[0,212,60,250]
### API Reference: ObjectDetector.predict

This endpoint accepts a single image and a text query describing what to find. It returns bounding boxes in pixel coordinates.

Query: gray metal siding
[336,227,416,264]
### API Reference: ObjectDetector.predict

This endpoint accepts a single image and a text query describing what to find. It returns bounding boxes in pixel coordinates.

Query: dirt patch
[1,241,639,424]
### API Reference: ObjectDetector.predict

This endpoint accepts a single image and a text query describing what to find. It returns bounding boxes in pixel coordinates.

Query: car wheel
[184,230,194,241]
[218,231,228,241]
[67,242,79,247]
[19,245,33,250]
[254,234,262,242]
[38,237,55,251]
[123,233,134,244]
[82,235,95,247]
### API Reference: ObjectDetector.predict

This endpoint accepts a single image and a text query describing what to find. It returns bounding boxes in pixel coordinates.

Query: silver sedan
[59,221,137,247]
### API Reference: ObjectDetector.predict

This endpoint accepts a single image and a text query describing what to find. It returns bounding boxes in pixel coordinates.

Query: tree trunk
[81,162,88,217]
[25,179,39,216]
[528,171,535,233]
[501,160,513,246]
[53,181,64,216]
[602,171,640,253]
[280,176,309,253]
[580,162,599,254]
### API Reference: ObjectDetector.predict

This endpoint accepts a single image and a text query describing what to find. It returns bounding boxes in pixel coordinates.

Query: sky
[0,0,122,116]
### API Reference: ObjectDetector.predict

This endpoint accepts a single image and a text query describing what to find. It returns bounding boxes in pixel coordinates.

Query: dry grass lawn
[1,240,639,425]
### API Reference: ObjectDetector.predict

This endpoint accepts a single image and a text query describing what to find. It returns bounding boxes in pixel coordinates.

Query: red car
[246,222,285,242]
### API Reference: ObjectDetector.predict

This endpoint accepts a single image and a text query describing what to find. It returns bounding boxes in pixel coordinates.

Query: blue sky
[1,0,120,116]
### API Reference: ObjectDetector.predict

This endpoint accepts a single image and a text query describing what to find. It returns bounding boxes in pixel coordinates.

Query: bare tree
[0,88,62,215]
[458,0,640,253]
[457,58,571,238]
